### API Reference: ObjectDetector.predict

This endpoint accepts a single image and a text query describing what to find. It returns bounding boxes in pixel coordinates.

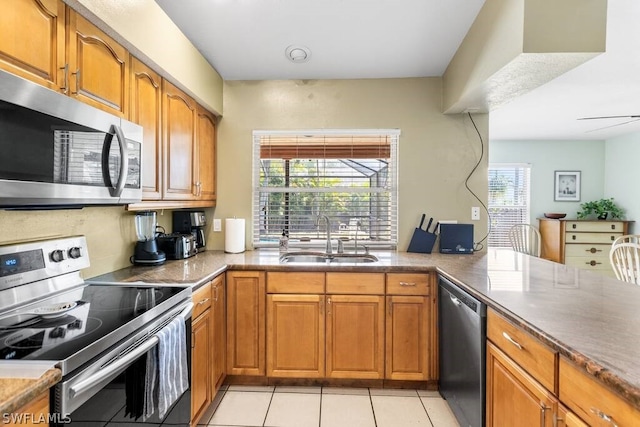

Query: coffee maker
[173,211,207,252]
[132,211,166,265]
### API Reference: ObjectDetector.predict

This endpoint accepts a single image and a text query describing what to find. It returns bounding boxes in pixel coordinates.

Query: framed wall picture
[554,171,581,201]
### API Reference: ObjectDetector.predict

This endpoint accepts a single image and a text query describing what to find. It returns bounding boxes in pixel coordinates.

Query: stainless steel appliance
[172,211,207,252]
[438,275,486,427]
[132,211,166,265]
[0,236,192,426]
[0,69,143,208]
[157,233,197,260]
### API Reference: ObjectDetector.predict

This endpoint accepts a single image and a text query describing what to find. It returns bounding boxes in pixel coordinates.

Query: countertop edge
[0,368,62,414]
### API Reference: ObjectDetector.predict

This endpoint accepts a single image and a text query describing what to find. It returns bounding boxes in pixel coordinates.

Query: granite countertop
[86,248,640,409]
[0,368,61,414]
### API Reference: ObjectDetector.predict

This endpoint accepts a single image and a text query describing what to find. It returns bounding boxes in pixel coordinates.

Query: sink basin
[279,252,378,264]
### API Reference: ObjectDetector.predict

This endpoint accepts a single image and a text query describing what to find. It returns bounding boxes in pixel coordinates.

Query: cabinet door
[267,294,325,378]
[486,342,556,427]
[385,295,430,380]
[326,294,384,379]
[196,105,216,201]
[191,309,211,425]
[0,0,66,92]
[66,10,129,117]
[162,80,197,200]
[131,57,162,200]
[556,405,588,427]
[226,271,266,376]
[211,274,226,393]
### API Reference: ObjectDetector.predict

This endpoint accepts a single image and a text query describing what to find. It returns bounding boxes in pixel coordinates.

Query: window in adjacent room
[252,130,399,249]
[488,163,531,248]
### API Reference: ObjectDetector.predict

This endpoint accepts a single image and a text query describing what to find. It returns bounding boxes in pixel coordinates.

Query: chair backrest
[612,234,640,247]
[507,224,541,257]
[609,242,640,284]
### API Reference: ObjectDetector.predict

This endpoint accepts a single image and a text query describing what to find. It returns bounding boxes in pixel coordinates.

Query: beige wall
[211,78,489,252]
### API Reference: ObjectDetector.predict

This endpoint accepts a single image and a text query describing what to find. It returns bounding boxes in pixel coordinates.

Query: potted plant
[576,198,624,220]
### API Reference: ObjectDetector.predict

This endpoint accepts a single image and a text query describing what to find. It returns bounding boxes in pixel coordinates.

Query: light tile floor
[199,385,460,427]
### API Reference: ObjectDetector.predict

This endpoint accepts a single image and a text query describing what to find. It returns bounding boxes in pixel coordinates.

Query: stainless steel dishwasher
[438,275,487,427]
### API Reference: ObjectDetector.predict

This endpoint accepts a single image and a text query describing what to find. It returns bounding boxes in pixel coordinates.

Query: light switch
[213,218,222,232]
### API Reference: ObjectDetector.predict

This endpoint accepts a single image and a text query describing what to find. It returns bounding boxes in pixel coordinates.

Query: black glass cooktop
[0,284,186,362]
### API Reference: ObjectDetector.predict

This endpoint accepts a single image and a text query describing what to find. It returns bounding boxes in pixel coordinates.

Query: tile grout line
[318,387,323,427]
[417,393,436,427]
[368,387,379,427]
[261,388,276,427]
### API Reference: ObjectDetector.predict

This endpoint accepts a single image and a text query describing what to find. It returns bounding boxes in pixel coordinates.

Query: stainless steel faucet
[316,215,333,254]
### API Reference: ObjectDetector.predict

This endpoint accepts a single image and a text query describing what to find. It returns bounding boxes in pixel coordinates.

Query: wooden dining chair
[609,242,640,284]
[507,224,542,257]
[612,234,640,246]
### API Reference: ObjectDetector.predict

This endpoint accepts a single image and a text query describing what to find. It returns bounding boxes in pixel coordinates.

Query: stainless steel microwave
[0,69,142,208]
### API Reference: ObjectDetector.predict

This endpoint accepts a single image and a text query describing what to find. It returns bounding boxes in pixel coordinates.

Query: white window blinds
[252,130,399,249]
[488,164,531,248]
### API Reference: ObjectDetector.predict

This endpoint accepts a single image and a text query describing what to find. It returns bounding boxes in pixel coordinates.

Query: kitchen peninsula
[89,249,640,422]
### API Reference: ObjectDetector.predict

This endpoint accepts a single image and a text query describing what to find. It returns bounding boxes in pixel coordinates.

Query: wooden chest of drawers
[538,219,631,276]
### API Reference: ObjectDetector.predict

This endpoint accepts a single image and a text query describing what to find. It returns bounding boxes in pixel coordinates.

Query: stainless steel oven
[0,69,142,208]
[0,236,192,426]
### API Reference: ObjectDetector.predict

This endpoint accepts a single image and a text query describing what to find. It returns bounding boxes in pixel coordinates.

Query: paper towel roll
[225,218,245,253]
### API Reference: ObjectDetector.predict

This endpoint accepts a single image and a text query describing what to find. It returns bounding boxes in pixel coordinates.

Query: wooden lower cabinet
[486,341,557,427]
[326,294,385,379]
[211,274,226,392]
[556,405,589,427]
[191,307,211,424]
[385,295,430,380]
[267,294,325,378]
[226,271,266,376]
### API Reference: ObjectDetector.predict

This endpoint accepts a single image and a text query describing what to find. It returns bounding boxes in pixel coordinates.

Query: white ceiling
[156,0,640,141]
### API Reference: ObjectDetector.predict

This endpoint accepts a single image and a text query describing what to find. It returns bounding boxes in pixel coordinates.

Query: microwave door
[101,125,129,197]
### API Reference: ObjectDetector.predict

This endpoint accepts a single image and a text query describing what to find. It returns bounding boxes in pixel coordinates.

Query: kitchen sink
[279,252,379,264]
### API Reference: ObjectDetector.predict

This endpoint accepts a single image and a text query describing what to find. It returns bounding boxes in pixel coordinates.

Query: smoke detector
[285,45,311,63]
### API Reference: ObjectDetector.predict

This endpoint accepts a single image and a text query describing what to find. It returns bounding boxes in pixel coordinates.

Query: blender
[132,210,166,265]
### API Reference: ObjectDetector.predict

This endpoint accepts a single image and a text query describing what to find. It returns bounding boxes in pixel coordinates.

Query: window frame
[251,129,400,250]
[488,163,532,248]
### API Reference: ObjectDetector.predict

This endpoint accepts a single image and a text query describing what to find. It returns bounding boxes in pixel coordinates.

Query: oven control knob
[68,247,82,259]
[50,249,65,263]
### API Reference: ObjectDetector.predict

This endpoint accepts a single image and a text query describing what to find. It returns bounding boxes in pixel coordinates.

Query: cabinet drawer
[326,272,385,294]
[192,281,212,319]
[559,357,640,427]
[487,309,557,392]
[565,232,620,244]
[386,273,431,295]
[564,244,610,257]
[565,221,625,233]
[565,256,609,271]
[267,272,325,293]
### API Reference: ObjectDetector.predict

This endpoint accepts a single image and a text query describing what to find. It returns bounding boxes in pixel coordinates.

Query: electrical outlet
[471,207,480,221]
[213,218,222,232]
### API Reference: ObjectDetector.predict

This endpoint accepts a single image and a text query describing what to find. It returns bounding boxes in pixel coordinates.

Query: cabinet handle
[590,408,618,426]
[610,235,616,241]
[502,331,524,350]
[586,247,602,254]
[194,181,202,196]
[197,297,210,306]
[327,297,331,315]
[611,224,616,230]
[388,299,393,315]
[571,235,577,240]
[60,64,69,94]
[399,281,417,286]
[71,69,80,94]
[553,413,563,427]
[572,224,577,229]
[586,260,602,266]
[213,285,219,302]
[540,404,548,427]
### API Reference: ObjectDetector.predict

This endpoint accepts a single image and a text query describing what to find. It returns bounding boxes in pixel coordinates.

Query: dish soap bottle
[279,229,289,253]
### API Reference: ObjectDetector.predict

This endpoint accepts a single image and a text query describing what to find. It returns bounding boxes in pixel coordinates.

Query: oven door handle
[69,302,193,399]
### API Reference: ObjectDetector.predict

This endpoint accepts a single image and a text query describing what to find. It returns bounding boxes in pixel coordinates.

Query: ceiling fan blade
[578,115,640,120]
[585,117,640,133]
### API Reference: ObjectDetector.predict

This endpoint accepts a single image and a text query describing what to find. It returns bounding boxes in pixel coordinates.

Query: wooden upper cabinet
[162,80,198,201]
[196,105,216,201]
[0,0,66,91]
[131,58,163,200]
[66,10,129,117]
